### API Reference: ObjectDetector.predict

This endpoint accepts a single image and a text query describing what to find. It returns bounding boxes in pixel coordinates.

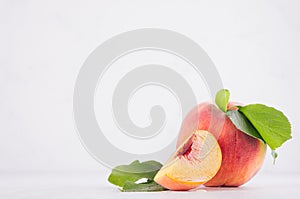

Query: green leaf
[239,104,292,150]
[271,150,278,165]
[122,180,166,192]
[226,110,264,142]
[215,89,230,112]
[108,160,163,188]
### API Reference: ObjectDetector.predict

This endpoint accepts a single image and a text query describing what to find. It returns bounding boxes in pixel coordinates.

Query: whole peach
[176,103,266,186]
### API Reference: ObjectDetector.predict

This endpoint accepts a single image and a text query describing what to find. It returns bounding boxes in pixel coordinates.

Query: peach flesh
[176,103,266,187]
[154,130,222,191]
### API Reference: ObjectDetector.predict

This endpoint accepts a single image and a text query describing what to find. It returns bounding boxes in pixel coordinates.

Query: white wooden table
[1,170,299,199]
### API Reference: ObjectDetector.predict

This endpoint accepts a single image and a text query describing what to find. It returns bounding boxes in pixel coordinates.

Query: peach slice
[154,130,222,191]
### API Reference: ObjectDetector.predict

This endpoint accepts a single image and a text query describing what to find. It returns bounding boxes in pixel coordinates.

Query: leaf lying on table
[122,180,166,192]
[108,160,166,192]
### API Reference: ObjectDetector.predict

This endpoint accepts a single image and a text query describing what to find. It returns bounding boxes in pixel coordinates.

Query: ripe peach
[154,130,222,191]
[176,103,266,187]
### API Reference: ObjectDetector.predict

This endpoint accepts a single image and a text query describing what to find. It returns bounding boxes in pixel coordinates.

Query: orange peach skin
[176,103,266,187]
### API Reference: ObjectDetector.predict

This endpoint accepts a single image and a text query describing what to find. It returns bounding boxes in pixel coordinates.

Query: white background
[1,0,300,196]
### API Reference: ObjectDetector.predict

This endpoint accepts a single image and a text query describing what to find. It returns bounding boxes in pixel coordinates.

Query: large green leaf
[226,110,264,142]
[239,104,292,150]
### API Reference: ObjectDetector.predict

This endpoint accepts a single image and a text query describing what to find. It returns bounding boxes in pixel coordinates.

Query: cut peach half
[154,130,222,191]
